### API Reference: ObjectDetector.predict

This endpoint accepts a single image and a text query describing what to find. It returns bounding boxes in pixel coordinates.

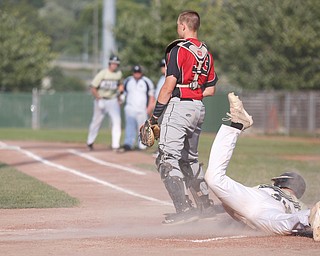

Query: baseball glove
[139,119,160,147]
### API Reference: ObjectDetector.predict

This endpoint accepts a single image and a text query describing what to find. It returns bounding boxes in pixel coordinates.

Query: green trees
[0,0,89,92]
[207,0,320,90]
[115,0,320,90]
[0,0,319,91]
[0,9,54,92]
[114,0,200,79]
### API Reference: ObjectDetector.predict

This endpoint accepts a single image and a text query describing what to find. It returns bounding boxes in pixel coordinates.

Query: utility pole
[93,0,99,76]
[102,0,116,68]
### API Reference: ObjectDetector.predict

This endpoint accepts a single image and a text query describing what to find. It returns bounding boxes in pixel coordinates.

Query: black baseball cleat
[199,204,225,219]
[162,208,199,225]
[117,144,132,153]
[87,143,94,151]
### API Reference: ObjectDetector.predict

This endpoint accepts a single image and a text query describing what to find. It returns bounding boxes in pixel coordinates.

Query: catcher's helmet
[271,172,306,199]
[109,55,120,64]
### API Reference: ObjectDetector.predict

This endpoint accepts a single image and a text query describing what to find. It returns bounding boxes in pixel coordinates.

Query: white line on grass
[68,149,146,176]
[0,142,172,206]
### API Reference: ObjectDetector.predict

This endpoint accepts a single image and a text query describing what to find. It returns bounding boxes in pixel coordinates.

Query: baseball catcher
[139,117,160,147]
[141,11,219,225]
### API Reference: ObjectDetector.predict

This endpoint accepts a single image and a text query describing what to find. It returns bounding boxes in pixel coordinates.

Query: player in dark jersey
[148,10,219,224]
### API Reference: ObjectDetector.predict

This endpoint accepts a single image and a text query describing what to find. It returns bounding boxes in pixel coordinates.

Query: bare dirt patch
[0,140,319,255]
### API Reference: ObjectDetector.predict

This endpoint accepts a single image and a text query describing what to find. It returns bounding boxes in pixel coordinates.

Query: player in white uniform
[87,56,123,151]
[205,92,320,241]
[119,65,155,151]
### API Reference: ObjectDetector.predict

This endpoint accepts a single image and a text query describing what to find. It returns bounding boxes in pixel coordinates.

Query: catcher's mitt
[139,119,160,147]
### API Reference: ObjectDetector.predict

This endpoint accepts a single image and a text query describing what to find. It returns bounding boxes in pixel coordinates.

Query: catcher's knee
[179,159,192,176]
[179,160,207,192]
[158,162,173,181]
[190,179,209,196]
[155,149,174,171]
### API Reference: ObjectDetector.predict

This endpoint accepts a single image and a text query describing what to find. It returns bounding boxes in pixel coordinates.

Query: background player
[205,92,320,241]
[147,10,219,224]
[87,55,123,151]
[119,65,155,152]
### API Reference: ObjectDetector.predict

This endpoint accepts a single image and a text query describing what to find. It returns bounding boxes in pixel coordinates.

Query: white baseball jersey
[205,124,310,235]
[87,68,123,149]
[123,76,154,112]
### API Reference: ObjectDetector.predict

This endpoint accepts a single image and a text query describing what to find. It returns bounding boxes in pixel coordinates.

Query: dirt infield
[0,140,319,256]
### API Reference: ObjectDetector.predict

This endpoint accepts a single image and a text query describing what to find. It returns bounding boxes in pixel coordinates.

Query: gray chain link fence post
[31,88,40,129]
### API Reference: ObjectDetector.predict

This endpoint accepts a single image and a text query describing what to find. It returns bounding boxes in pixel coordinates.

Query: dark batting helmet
[109,55,120,64]
[271,172,306,199]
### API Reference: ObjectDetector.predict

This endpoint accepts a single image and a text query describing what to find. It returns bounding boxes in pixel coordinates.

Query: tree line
[0,0,319,92]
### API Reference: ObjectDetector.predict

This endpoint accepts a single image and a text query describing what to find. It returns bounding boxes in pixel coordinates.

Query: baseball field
[0,129,319,255]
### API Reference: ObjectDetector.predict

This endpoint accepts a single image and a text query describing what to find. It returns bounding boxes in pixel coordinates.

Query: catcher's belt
[176,83,201,90]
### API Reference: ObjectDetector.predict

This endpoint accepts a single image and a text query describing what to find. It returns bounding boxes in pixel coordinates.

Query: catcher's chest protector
[165,39,209,91]
[174,40,208,90]
[177,41,208,63]
[178,41,208,79]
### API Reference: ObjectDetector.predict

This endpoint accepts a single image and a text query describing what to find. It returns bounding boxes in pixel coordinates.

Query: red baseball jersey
[166,38,218,100]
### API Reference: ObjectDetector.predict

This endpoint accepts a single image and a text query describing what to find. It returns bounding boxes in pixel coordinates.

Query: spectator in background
[87,55,123,151]
[119,65,155,152]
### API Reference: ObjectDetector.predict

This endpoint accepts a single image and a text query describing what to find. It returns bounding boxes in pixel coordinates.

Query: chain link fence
[240,91,320,135]
[0,90,319,135]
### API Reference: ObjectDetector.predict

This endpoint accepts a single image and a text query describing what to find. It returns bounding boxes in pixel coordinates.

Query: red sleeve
[204,52,218,88]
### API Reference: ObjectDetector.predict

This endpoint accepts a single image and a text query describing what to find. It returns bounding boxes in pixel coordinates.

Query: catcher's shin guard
[163,176,193,213]
[179,160,211,210]
[159,163,192,213]
[189,180,212,210]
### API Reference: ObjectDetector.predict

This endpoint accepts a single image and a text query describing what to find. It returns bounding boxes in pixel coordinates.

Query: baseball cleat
[162,208,199,225]
[310,201,320,241]
[223,92,253,130]
[117,144,132,153]
[199,204,226,219]
[87,143,94,151]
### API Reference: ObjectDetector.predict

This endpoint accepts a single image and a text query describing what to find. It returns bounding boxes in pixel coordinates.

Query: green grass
[1,128,319,206]
[0,127,112,145]
[0,128,92,143]
[0,163,79,209]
